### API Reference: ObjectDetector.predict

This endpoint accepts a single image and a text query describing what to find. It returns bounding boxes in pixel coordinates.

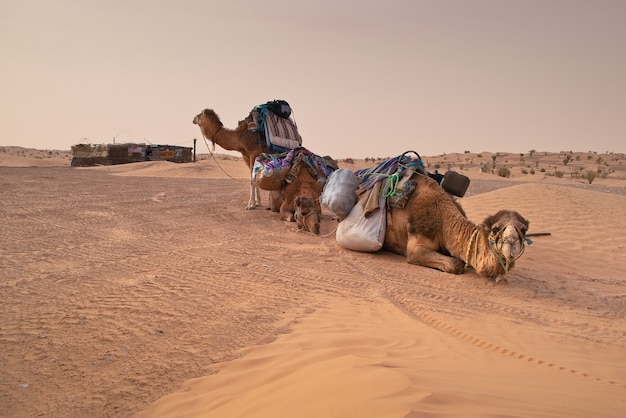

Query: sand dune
[1,148,625,417]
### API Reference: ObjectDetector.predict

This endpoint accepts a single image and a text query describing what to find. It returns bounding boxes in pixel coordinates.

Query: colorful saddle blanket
[253,146,336,191]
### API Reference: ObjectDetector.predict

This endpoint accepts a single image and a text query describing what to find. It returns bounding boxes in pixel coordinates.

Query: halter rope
[199,126,245,183]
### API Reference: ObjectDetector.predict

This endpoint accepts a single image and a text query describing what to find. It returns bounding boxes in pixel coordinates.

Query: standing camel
[193,108,268,209]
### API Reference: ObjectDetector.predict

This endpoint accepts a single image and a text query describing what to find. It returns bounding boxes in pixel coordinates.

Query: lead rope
[200,128,246,182]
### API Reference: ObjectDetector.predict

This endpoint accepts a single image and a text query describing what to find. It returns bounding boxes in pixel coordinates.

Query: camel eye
[491,226,501,235]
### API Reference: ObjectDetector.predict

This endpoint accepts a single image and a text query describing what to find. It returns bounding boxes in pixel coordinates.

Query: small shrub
[585,170,597,184]
[555,170,564,178]
[498,166,511,178]
[521,169,528,175]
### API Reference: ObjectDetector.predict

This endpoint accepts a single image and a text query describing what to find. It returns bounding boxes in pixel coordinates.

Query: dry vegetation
[417,150,626,184]
[4,146,626,186]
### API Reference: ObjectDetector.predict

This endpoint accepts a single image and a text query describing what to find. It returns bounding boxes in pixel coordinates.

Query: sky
[1,0,625,158]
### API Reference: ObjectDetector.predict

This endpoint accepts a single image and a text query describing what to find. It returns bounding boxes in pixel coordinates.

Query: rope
[200,131,247,183]
[319,222,339,238]
[382,172,400,198]
[465,227,480,269]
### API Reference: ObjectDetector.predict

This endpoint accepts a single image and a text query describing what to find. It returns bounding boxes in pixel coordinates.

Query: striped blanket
[250,101,302,153]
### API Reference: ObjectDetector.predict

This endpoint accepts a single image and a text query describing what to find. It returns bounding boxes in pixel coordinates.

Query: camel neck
[212,126,222,141]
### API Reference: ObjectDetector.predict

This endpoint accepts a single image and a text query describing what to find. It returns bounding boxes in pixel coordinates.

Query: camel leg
[406,236,465,274]
[269,190,283,212]
[246,180,257,210]
[255,184,262,207]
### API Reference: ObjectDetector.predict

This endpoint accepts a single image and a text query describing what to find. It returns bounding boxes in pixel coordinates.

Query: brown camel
[193,109,267,209]
[278,160,324,234]
[384,174,529,280]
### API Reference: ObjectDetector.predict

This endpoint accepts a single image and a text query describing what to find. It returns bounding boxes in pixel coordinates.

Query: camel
[384,174,529,280]
[277,159,324,234]
[193,109,268,209]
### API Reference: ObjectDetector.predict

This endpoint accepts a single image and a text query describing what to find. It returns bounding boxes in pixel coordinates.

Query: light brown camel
[278,160,324,234]
[384,174,529,280]
[193,109,268,209]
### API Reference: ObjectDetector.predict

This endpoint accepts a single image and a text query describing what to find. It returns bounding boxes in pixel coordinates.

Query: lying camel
[193,109,268,209]
[384,174,529,280]
[278,160,324,234]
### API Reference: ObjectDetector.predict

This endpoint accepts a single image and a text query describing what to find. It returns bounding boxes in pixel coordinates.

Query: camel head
[295,196,321,234]
[481,210,530,275]
[193,109,223,139]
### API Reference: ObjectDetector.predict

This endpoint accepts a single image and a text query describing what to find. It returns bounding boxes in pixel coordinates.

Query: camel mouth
[501,240,524,260]
[192,115,199,125]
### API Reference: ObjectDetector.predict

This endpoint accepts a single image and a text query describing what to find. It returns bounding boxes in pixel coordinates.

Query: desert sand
[1,147,625,417]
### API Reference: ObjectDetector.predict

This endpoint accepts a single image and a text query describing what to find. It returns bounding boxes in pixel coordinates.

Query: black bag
[427,170,470,197]
[266,100,292,118]
[440,171,470,197]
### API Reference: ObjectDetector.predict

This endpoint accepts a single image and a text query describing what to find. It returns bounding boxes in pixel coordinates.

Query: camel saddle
[249,100,303,153]
[355,151,470,214]
[254,147,336,191]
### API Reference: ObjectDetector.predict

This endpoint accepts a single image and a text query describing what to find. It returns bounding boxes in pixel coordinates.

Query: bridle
[208,126,222,148]
[487,224,530,274]
[465,224,531,275]
[295,205,321,232]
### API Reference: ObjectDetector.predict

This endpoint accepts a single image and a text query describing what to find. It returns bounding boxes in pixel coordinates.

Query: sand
[1,147,625,417]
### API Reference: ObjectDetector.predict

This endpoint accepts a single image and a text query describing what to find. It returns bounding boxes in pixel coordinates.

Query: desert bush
[585,170,597,184]
[555,170,564,178]
[498,166,511,178]
[521,169,528,175]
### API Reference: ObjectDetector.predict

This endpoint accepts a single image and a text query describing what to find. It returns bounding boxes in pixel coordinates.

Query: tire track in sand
[344,258,626,389]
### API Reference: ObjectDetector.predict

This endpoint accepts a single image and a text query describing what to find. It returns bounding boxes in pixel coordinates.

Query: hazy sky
[1,0,624,158]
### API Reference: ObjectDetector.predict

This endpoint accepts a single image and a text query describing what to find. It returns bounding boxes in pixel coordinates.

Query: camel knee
[279,204,295,222]
[406,244,465,274]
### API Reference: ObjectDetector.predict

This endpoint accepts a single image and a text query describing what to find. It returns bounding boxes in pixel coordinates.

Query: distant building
[71,143,193,167]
